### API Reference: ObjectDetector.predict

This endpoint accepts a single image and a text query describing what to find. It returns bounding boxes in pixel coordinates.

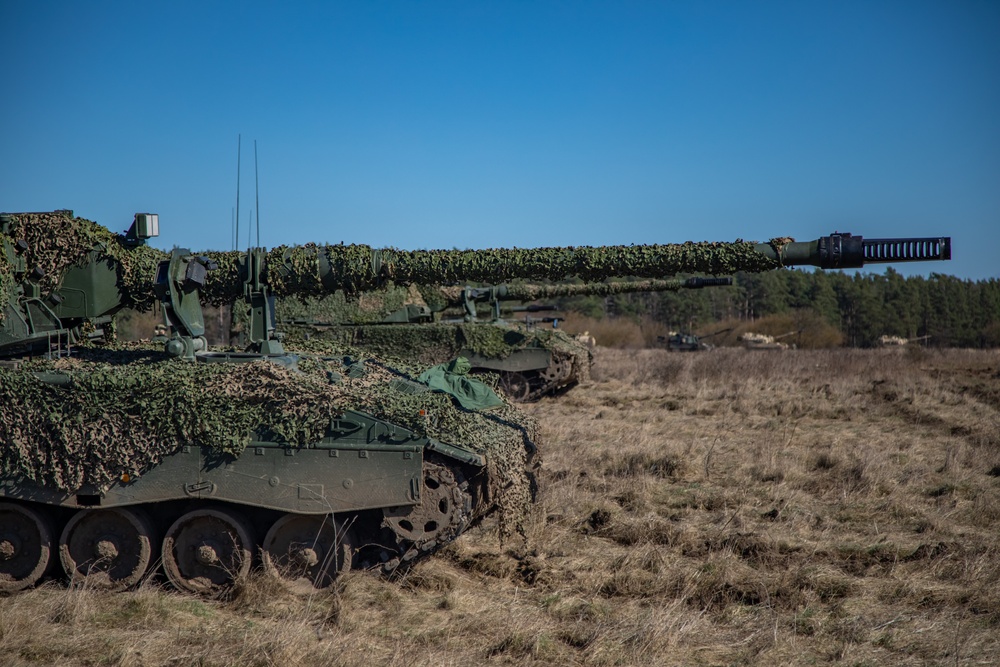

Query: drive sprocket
[381,459,474,571]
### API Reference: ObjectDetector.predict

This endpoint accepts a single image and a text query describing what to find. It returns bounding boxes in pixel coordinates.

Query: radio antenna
[235,134,242,251]
[254,140,260,247]
[231,207,235,251]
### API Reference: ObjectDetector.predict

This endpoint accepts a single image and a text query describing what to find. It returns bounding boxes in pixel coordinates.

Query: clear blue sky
[1,1,997,280]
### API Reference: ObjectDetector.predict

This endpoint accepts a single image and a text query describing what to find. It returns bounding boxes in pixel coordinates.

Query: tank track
[0,456,486,594]
[376,456,482,573]
[496,348,582,402]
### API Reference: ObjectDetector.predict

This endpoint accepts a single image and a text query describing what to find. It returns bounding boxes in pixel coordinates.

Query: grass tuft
[4,348,1000,665]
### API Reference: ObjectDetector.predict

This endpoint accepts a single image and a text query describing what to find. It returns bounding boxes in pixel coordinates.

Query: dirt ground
[2,347,998,666]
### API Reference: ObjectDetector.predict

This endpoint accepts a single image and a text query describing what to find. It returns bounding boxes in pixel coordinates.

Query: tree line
[558,269,1000,348]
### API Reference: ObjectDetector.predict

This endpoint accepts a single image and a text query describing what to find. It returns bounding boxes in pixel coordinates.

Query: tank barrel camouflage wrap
[203,234,947,302]
[439,276,734,307]
[218,242,768,302]
[0,210,951,318]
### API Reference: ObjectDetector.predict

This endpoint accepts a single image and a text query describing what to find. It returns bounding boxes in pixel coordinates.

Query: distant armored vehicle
[878,334,932,347]
[739,330,802,350]
[657,326,733,352]
[278,278,732,401]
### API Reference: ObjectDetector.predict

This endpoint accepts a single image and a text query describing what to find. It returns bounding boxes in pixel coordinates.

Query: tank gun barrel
[443,277,734,322]
[449,276,734,305]
[506,304,559,313]
[753,234,951,269]
[267,244,758,299]
[252,234,951,301]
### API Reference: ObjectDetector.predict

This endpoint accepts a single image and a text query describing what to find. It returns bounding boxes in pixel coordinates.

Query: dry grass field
[2,347,999,666]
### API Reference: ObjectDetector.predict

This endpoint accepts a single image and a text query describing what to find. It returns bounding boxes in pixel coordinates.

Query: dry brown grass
[560,310,846,349]
[703,312,846,349]
[2,347,999,665]
[560,312,666,348]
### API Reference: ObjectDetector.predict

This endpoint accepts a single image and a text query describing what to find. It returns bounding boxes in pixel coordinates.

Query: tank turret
[0,209,953,594]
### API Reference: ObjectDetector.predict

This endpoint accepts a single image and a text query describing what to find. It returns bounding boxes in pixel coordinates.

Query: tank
[0,210,952,594]
[739,329,802,350]
[275,278,734,401]
[878,334,932,347]
[657,326,733,352]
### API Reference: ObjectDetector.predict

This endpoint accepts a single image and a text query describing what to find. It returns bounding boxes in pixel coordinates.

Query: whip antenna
[235,134,242,250]
[254,140,260,247]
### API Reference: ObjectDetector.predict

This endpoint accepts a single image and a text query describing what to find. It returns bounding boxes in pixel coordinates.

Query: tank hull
[283,320,592,401]
[0,346,534,594]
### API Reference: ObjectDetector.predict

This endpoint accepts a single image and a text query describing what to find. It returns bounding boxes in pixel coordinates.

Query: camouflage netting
[1,211,781,313]
[438,278,704,304]
[285,322,459,365]
[462,324,592,385]
[284,320,590,372]
[0,240,16,315]
[275,279,707,330]
[276,284,425,324]
[0,345,538,540]
[415,283,451,313]
[216,241,781,301]
[0,211,167,318]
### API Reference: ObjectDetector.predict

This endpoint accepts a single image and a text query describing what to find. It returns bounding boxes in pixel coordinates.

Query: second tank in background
[274,278,733,401]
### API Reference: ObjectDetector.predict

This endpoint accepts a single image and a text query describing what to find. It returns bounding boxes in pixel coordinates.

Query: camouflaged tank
[274,278,733,401]
[0,210,951,594]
